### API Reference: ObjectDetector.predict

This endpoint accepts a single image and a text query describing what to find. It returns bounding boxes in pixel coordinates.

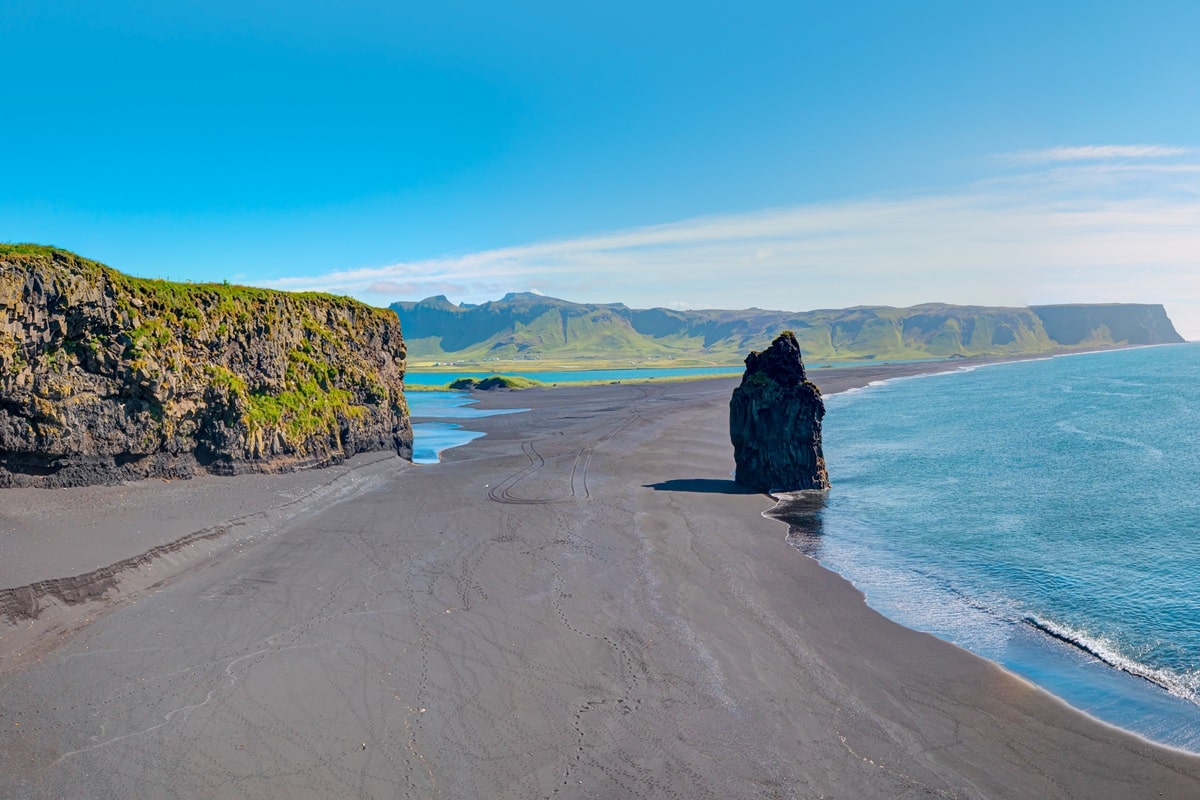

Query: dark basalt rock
[729,331,830,493]
[0,245,413,488]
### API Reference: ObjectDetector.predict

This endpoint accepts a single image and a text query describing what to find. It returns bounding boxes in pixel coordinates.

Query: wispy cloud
[365,279,468,296]
[1001,144,1194,165]
[258,146,1200,339]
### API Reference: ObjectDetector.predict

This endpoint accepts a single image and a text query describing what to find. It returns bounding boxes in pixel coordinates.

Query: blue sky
[4,1,1200,336]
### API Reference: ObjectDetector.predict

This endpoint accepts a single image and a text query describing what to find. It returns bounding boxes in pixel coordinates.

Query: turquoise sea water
[405,366,743,386]
[407,392,527,464]
[405,360,947,386]
[779,344,1200,750]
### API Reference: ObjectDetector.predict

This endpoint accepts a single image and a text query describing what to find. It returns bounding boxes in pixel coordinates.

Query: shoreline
[469,343,1200,754]
[409,341,1182,392]
[468,374,1200,796]
[4,350,1200,796]
[809,344,1200,747]
[803,343,1196,410]
[404,340,1191,376]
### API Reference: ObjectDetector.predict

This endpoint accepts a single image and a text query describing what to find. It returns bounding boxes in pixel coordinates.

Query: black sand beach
[3,361,1200,798]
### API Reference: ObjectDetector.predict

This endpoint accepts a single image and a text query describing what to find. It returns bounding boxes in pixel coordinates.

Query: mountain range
[391,293,1185,367]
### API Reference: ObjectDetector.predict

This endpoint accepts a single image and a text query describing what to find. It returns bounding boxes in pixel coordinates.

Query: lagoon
[408,391,527,464]
[405,365,742,386]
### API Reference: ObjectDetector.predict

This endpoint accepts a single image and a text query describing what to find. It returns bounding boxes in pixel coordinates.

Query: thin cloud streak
[259,149,1200,339]
[1003,144,1194,164]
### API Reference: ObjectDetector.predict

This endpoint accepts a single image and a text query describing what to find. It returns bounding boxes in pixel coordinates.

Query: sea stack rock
[729,331,830,493]
[0,245,413,488]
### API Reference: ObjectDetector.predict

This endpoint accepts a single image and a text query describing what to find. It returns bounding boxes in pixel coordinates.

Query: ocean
[774,343,1200,751]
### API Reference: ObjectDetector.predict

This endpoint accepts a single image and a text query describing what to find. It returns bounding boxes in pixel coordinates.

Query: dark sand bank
[3,357,1200,798]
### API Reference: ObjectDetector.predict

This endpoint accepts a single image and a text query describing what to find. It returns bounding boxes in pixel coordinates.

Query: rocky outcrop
[0,245,412,487]
[729,331,830,493]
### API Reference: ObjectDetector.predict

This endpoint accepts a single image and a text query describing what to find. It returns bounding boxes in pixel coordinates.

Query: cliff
[392,294,1186,366]
[0,245,412,488]
[729,332,830,493]
[1031,304,1185,346]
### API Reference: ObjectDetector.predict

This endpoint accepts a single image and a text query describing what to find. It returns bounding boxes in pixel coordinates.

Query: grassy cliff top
[1,243,408,453]
[0,243,392,319]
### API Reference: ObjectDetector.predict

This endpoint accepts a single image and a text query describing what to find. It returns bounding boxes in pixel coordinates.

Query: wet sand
[3,359,1200,798]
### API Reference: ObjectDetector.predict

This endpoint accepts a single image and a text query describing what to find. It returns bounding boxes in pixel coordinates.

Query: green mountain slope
[391,293,1184,367]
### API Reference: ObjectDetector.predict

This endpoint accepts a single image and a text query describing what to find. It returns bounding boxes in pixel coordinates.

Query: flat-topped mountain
[391,293,1184,365]
[1030,304,1184,347]
[0,245,412,488]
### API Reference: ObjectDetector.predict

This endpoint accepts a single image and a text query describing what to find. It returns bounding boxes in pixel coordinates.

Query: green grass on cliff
[208,363,356,439]
[0,243,360,307]
[3,244,405,453]
[0,244,65,259]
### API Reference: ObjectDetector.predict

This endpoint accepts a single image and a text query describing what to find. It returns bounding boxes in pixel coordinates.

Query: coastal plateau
[0,245,412,488]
